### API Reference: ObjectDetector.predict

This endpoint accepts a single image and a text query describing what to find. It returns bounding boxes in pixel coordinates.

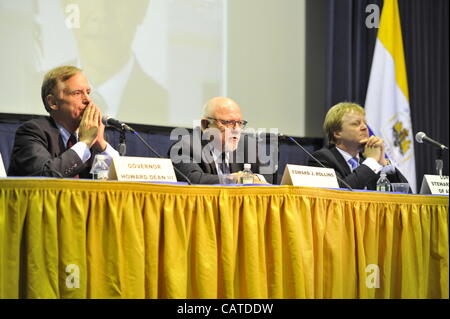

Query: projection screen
[0,0,224,128]
[1,0,309,137]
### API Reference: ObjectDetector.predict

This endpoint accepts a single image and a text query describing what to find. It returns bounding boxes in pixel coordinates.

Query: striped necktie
[348,157,359,171]
[219,153,230,175]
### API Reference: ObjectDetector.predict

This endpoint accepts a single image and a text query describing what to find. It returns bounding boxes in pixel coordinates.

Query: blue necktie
[348,157,359,171]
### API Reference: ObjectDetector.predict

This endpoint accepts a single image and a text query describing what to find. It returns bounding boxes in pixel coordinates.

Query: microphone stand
[436,148,443,177]
[131,130,193,185]
[118,127,127,156]
[105,120,192,184]
[281,134,354,191]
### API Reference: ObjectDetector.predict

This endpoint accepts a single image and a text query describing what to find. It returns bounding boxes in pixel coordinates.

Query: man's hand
[78,103,108,152]
[361,135,386,165]
[93,108,107,152]
[252,175,270,184]
[378,143,389,166]
[78,104,100,147]
[231,172,269,184]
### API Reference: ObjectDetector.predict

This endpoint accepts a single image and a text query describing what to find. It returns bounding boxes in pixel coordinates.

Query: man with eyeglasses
[169,96,270,184]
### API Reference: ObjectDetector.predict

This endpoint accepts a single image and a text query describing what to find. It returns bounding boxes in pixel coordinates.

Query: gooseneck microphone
[131,131,193,185]
[102,115,132,156]
[280,133,354,191]
[102,115,135,132]
[101,116,192,185]
[415,132,448,150]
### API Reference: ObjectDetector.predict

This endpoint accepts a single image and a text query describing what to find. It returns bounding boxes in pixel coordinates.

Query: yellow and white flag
[365,0,416,192]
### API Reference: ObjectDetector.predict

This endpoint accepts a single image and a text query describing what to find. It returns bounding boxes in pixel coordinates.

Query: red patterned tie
[66,134,77,149]
[66,134,79,178]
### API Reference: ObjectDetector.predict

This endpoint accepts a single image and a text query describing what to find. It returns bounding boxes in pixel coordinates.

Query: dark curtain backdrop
[326,0,449,189]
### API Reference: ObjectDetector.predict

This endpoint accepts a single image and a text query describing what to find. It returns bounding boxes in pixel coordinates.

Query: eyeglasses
[207,117,248,128]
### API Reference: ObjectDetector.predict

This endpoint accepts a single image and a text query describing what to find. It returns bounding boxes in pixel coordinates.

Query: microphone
[102,115,193,184]
[279,133,353,191]
[131,131,192,185]
[102,115,135,132]
[415,132,448,150]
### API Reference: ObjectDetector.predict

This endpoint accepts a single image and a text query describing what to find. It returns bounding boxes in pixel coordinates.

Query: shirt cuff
[100,143,120,159]
[70,142,119,164]
[71,142,91,163]
[362,157,383,174]
[381,164,396,174]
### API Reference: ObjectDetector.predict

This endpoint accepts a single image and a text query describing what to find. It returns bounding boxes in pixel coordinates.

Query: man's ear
[333,130,341,141]
[46,94,58,111]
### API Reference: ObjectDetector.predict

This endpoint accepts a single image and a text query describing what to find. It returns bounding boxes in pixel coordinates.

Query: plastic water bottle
[239,163,255,184]
[90,154,110,180]
[376,172,391,192]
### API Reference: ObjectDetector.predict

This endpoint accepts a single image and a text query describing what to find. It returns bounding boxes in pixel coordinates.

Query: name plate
[109,156,177,182]
[419,175,449,195]
[0,153,6,178]
[281,164,339,188]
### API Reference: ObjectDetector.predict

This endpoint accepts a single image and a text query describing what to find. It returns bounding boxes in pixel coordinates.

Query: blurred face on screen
[62,0,149,84]
[50,72,92,131]
[334,110,369,151]
[203,97,245,153]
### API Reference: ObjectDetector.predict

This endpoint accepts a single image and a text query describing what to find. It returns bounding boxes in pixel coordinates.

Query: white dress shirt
[335,147,395,174]
[57,124,119,163]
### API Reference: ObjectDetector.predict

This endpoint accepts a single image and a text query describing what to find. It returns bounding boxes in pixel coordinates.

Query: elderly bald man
[169,96,271,184]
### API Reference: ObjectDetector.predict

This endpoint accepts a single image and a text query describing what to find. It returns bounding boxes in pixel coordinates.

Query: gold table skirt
[0,179,448,298]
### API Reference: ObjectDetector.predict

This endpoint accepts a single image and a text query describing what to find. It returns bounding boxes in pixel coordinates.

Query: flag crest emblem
[392,120,411,155]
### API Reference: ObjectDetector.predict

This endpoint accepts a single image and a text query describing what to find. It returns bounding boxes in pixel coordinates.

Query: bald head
[201,96,244,152]
[203,96,241,118]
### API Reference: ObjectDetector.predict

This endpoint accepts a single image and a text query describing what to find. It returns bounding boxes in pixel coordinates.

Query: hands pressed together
[360,136,389,166]
[78,103,107,152]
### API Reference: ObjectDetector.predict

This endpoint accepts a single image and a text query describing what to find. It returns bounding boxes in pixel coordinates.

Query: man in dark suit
[309,102,409,190]
[8,65,119,177]
[169,97,272,184]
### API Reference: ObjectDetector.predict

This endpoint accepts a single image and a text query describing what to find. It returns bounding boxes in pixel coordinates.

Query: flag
[365,0,416,192]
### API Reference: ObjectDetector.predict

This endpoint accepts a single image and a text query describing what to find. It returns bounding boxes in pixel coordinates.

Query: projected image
[62,0,169,124]
[0,0,224,128]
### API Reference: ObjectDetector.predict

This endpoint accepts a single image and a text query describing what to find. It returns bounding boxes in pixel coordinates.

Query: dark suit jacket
[8,117,96,178]
[309,144,409,190]
[169,128,273,184]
